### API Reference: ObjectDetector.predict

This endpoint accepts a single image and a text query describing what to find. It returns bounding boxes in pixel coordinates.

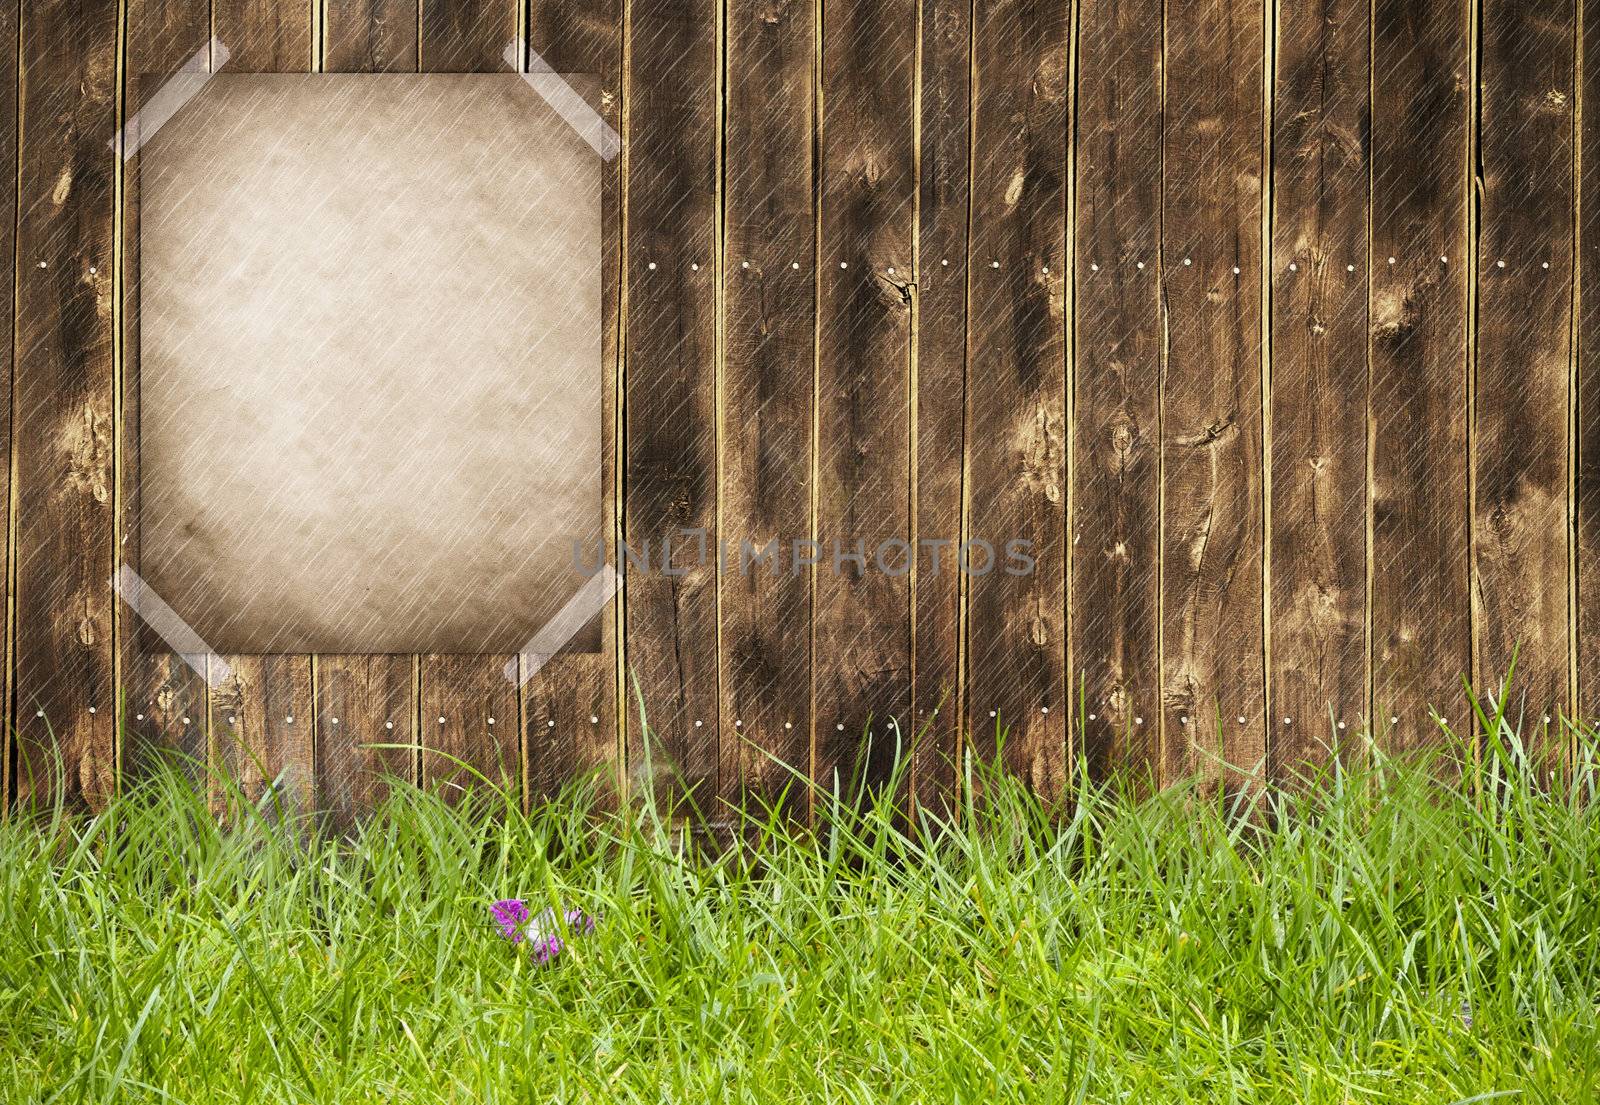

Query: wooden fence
[1,0,1595,817]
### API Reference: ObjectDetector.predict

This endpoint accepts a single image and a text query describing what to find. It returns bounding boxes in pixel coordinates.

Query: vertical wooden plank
[1072,0,1163,785]
[214,0,312,70]
[910,0,970,812]
[1267,0,1369,778]
[1161,0,1266,788]
[420,653,517,797]
[1369,0,1470,749]
[315,0,420,825]
[421,0,509,71]
[1474,0,1574,738]
[327,0,419,71]
[207,0,316,807]
[9,0,120,808]
[521,0,622,808]
[1581,0,1600,727]
[120,1,213,782]
[719,0,814,814]
[316,655,414,823]
[622,0,720,808]
[0,0,17,806]
[416,0,520,803]
[812,0,916,796]
[962,0,1068,795]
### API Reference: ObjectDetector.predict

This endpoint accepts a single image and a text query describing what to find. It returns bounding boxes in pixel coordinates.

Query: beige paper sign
[138,74,602,654]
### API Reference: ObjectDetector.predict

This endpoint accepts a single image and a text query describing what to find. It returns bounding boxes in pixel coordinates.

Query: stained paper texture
[138,74,602,654]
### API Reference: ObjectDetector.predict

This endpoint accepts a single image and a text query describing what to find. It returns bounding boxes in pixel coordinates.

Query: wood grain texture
[623,0,721,809]
[326,0,419,72]
[0,0,16,806]
[315,655,414,824]
[1072,0,1163,786]
[421,0,508,72]
[910,0,969,813]
[521,0,622,810]
[1160,0,1266,788]
[812,0,916,796]
[204,0,316,808]
[420,654,518,799]
[962,0,1068,796]
[1368,0,1471,748]
[1473,0,1574,739]
[214,0,312,70]
[1268,0,1369,778]
[416,0,520,801]
[9,0,120,809]
[719,0,815,813]
[315,0,421,825]
[1582,0,1600,726]
[119,1,217,783]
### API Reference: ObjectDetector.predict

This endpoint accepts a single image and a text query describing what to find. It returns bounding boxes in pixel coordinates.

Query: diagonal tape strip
[111,37,232,160]
[502,39,621,161]
[113,565,232,687]
[504,565,620,684]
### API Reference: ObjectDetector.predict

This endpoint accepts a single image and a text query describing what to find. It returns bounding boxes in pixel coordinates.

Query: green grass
[3,701,1598,1103]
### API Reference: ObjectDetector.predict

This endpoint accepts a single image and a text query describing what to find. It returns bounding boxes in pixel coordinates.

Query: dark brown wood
[719,0,815,814]
[313,0,421,828]
[525,654,612,803]
[9,0,120,809]
[327,0,419,72]
[214,0,312,70]
[203,0,316,808]
[211,656,314,807]
[421,0,509,72]
[415,0,522,802]
[623,0,721,810]
[420,654,518,800]
[1582,0,1600,728]
[910,0,970,814]
[521,0,622,810]
[812,0,917,798]
[0,0,17,806]
[315,655,414,823]
[1072,0,1163,786]
[1368,0,1471,749]
[1160,0,1265,789]
[1268,0,1369,779]
[1473,0,1574,741]
[119,1,214,783]
[962,0,1068,796]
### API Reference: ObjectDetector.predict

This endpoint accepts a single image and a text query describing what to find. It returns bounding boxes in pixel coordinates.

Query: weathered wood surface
[1582,0,1600,729]
[0,0,17,803]
[7,0,1599,815]
[1473,0,1574,744]
[1160,0,1265,788]
[1368,0,1471,750]
[720,0,815,813]
[962,0,1068,796]
[909,0,970,814]
[622,0,721,809]
[10,0,120,808]
[1268,0,1370,777]
[1072,0,1163,787]
[811,0,917,798]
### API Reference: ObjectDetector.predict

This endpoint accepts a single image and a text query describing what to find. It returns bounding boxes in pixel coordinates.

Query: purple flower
[491,899,531,944]
[489,899,597,966]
